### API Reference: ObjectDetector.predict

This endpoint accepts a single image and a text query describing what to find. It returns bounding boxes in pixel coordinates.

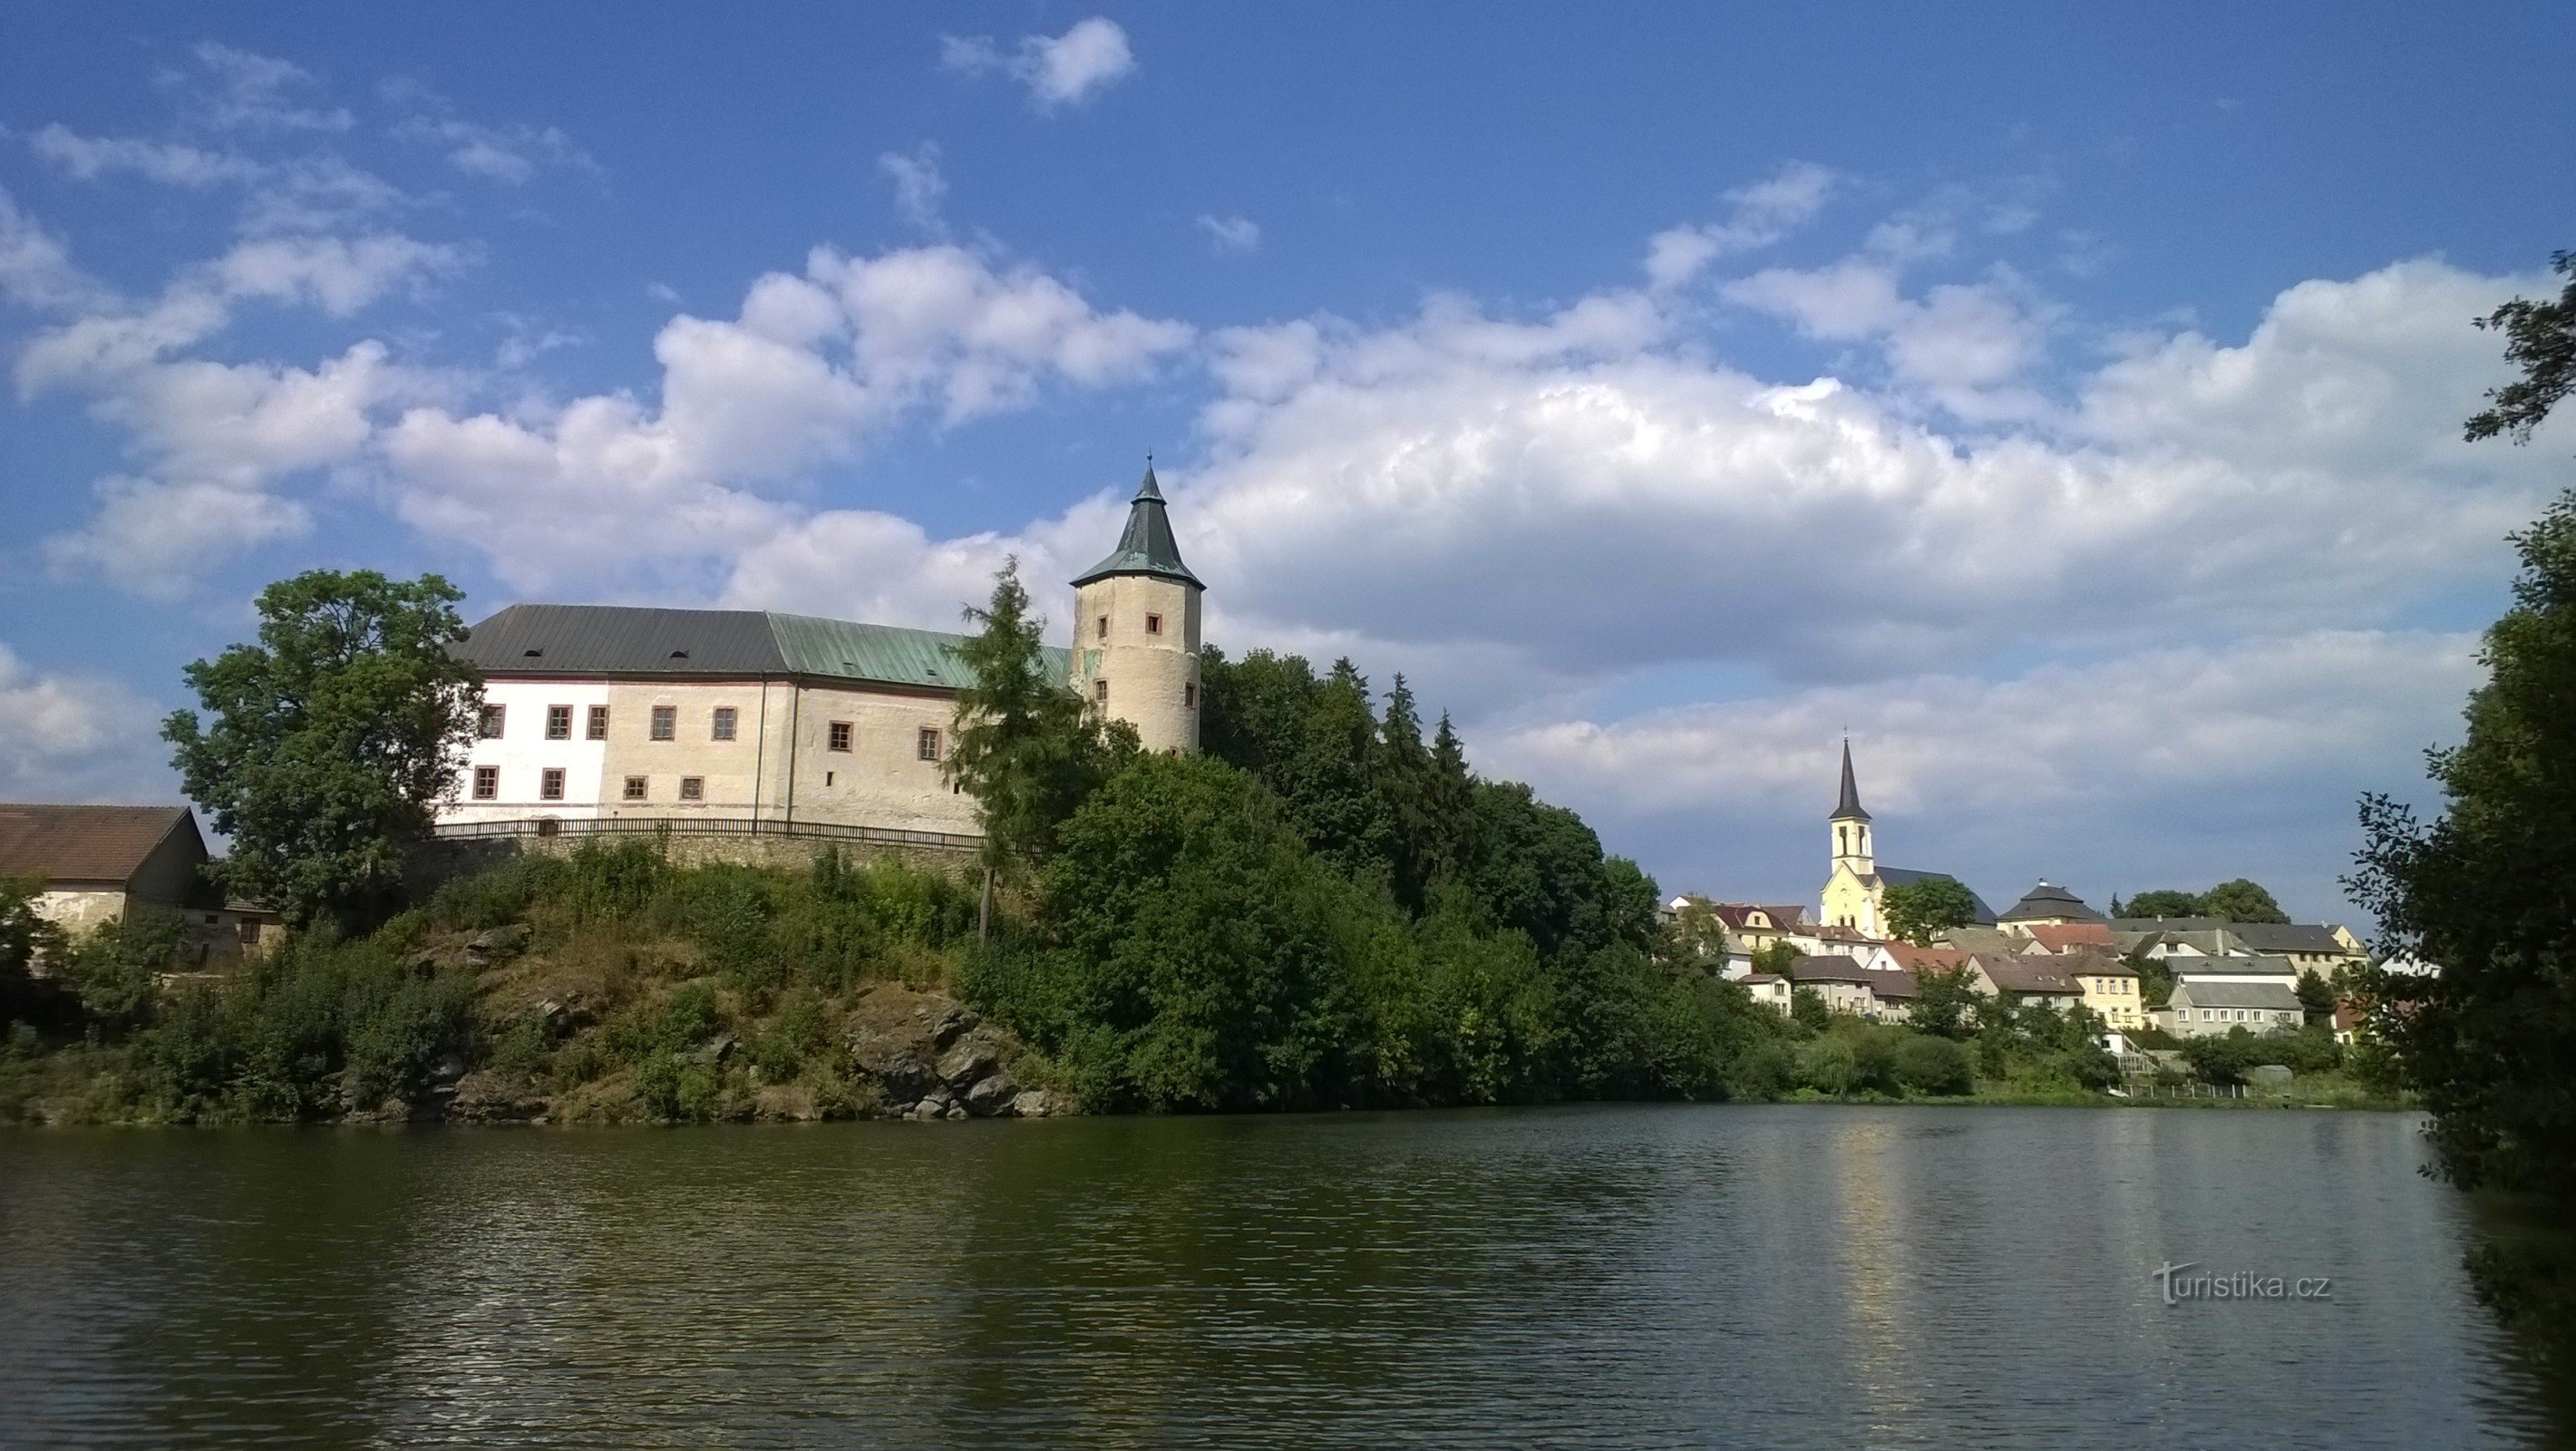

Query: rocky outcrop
[845,986,1058,1120]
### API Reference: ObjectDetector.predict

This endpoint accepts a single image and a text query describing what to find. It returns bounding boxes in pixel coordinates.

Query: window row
[467,766,705,803]
[1095,611,1167,638]
[825,722,943,762]
[1084,680,1199,707]
[474,703,741,743]
[2190,1008,2297,1023]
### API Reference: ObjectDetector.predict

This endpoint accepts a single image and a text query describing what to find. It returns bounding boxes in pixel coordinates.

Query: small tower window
[1183,682,1197,708]
[1145,612,1162,636]
[1096,615,1109,640]
[1094,678,1109,703]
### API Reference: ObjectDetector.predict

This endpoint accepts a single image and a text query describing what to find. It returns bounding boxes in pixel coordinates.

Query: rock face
[843,985,1052,1120]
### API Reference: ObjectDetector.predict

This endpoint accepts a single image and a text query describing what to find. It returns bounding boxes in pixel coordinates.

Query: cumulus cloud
[1199,214,1261,253]
[942,17,1137,110]
[42,475,316,598]
[1724,258,2055,415]
[380,243,1192,587]
[180,43,354,132]
[0,643,159,798]
[1644,161,1838,288]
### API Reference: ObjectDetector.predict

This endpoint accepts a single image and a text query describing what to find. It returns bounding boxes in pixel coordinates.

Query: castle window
[828,721,852,752]
[712,706,737,742]
[1184,682,1197,708]
[478,704,506,739]
[587,705,609,740]
[917,727,941,762]
[650,706,676,741]
[1094,677,1109,703]
[471,765,498,801]
[540,767,566,802]
[623,775,647,801]
[546,705,572,740]
[1145,612,1162,636]
[679,776,704,802]
[1096,615,1109,640]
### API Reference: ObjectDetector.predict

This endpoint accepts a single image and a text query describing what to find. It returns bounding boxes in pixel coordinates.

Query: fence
[430,814,984,854]
[2131,1082,2250,1100]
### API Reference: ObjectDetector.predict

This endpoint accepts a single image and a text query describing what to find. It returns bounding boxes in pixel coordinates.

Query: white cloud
[209,232,464,316]
[878,142,948,231]
[1724,259,2054,416]
[29,122,410,234]
[393,113,594,185]
[181,43,354,132]
[0,185,110,312]
[1644,161,1837,288]
[942,17,1137,110]
[28,124,266,187]
[1198,214,1261,253]
[0,643,160,798]
[41,475,315,598]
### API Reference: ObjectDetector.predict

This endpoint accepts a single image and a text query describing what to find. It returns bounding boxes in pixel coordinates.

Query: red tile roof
[2026,922,2116,953]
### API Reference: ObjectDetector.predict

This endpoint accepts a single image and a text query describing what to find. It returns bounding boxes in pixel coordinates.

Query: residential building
[438,467,1201,837]
[2056,948,2146,1032]
[1741,973,1793,1015]
[1998,881,2107,934]
[0,804,278,968]
[1785,953,1920,1022]
[2020,922,2115,954]
[2157,979,2306,1038]
[1816,740,1995,937]
[1967,952,2086,1013]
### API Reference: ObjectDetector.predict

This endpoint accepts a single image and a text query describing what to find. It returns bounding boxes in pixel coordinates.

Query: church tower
[1071,463,1203,753]
[1830,736,1873,877]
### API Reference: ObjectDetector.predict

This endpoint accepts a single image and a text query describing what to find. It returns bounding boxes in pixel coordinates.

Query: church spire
[1071,460,1203,589]
[1832,736,1871,823]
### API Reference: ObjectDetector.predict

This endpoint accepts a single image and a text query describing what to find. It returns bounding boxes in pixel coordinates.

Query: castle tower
[1070,463,1203,753]
[1830,736,1873,877]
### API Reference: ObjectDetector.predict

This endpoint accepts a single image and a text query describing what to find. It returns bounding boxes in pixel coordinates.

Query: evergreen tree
[164,570,481,927]
[1375,675,1441,912]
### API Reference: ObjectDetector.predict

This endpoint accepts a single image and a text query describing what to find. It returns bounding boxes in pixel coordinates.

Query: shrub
[1896,1033,1975,1096]
[63,911,190,1035]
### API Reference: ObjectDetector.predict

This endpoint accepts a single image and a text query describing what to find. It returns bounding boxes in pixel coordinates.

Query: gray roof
[456,605,1071,692]
[1788,953,1871,983]
[1072,465,1203,589]
[2230,922,2355,956]
[1999,881,2105,924]
[2170,979,2305,1012]
[1875,867,1998,924]
[2173,955,2299,979]
[1832,738,1870,823]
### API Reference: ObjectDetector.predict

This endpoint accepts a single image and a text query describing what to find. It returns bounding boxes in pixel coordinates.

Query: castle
[435,466,1201,839]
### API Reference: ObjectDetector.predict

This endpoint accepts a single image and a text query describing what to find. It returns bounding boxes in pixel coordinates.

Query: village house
[2157,979,2307,1038]
[0,803,279,969]
[436,468,1202,841]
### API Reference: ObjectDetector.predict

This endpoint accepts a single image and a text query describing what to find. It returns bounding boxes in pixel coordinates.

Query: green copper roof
[1072,464,1203,589]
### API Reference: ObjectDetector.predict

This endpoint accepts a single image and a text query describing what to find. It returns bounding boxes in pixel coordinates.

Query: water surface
[0,1105,2552,1448]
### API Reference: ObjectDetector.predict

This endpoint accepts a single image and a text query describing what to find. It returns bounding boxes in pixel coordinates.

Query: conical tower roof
[1831,737,1871,823]
[1072,463,1203,589]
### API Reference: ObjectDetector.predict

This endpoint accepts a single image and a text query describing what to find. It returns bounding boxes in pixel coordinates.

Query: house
[2227,922,2370,980]
[0,804,279,969]
[437,466,1201,839]
[1871,940,1970,979]
[1740,972,1793,1016]
[1815,741,1996,937]
[1998,881,2107,934]
[1968,952,2087,1012]
[2020,921,2116,954]
[2170,956,2301,986]
[2157,979,2306,1038]
[2056,948,2146,1032]
[1785,953,1920,1022]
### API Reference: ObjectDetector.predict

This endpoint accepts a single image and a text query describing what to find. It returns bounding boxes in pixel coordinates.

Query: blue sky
[3,3,2571,921]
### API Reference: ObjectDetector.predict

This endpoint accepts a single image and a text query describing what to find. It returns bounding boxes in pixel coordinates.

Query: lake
[0,1105,2556,1448]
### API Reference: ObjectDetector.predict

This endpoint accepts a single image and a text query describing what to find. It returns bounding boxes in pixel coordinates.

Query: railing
[430,814,983,853]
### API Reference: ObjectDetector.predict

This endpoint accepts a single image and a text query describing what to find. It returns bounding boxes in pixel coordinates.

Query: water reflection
[0,1106,2559,1449]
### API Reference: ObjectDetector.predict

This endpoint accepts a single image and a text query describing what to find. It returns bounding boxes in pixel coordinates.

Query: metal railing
[430,814,983,852]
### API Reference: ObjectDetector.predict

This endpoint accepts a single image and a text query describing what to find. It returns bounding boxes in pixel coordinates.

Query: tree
[1909,965,1985,1040]
[1789,987,1832,1031]
[2122,889,2205,919]
[2295,969,2337,1026]
[2130,947,2174,1008]
[2352,245,2576,1197]
[2199,878,2289,924]
[2464,251,2575,443]
[944,560,1131,930]
[164,570,481,928]
[1749,940,1800,978]
[1882,876,1977,945]
[2180,1028,2264,1086]
[1,874,65,1031]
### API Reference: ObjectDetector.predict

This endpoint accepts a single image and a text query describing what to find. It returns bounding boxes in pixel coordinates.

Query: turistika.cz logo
[2152,1261,2333,1306]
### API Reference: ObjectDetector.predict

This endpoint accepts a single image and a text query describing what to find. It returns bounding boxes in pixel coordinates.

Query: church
[1816,740,1995,936]
[434,466,1201,840]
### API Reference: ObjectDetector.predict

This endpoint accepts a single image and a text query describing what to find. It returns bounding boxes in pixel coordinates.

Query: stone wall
[406,828,979,898]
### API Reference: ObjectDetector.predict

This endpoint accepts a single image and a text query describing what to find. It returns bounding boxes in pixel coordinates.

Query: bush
[63,911,190,1034]
[1896,1033,1976,1096]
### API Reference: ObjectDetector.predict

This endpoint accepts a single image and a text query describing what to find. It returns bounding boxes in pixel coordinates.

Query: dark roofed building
[1998,880,2106,928]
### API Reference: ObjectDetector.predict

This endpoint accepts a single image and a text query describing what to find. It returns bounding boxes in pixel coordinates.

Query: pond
[0,1105,2553,1448]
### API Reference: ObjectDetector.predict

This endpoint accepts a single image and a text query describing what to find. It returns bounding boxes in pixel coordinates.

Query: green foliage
[943,560,1134,880]
[2295,969,2338,1023]
[1788,986,1831,1031]
[163,570,481,927]
[2131,949,2174,1008]
[2200,878,2289,924]
[2353,299,2576,1195]
[1883,877,1977,946]
[1749,940,1800,978]
[0,874,65,995]
[2179,1028,2266,1086]
[2464,250,2576,443]
[1896,1032,1976,1096]
[2121,889,2206,918]
[62,912,190,1034]
[1908,965,1984,1040]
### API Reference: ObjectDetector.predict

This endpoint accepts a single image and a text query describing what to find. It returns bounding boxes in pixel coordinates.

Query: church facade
[434,467,1202,838]
[1816,740,1995,936]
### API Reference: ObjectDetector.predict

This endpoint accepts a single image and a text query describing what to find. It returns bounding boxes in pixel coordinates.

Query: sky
[2,3,2571,924]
